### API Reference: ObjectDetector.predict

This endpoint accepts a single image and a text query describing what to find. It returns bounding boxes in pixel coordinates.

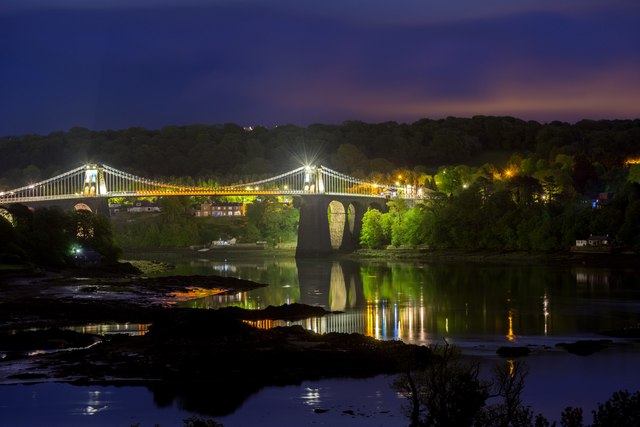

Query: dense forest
[2,117,640,188]
[2,116,640,252]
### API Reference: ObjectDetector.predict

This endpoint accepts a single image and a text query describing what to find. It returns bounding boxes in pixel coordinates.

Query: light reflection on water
[65,323,150,336]
[118,251,640,422]
[132,251,640,351]
[2,251,640,426]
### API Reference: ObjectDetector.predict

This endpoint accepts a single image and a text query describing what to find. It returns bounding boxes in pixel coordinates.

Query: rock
[496,346,531,357]
[556,340,610,356]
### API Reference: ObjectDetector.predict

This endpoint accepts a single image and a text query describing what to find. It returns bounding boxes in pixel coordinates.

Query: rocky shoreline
[0,264,431,417]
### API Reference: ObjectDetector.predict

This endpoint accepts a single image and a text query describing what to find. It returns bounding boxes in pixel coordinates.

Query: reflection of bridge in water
[0,163,428,255]
[186,258,515,346]
[186,257,577,347]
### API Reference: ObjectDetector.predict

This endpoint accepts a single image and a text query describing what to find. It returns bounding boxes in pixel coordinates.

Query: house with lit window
[572,234,615,253]
[192,200,245,217]
[128,200,161,213]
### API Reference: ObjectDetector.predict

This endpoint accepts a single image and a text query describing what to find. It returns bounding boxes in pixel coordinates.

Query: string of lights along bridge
[0,163,426,205]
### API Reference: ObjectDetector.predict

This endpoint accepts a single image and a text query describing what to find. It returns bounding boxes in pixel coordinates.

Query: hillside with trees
[2,116,640,252]
[2,117,639,189]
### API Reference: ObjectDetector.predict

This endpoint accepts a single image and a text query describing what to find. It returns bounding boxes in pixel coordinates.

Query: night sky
[2,0,639,136]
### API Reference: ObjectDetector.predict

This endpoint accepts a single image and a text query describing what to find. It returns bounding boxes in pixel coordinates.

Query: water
[2,250,640,425]
[139,251,640,351]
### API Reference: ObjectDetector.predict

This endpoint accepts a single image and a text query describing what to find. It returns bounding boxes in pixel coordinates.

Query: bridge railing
[0,163,428,204]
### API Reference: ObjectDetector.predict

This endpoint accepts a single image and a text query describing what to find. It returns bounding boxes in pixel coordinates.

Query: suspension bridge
[0,163,428,256]
[0,163,424,204]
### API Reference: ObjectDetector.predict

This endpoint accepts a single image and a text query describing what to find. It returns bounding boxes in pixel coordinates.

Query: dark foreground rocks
[556,340,611,356]
[496,346,531,357]
[3,308,431,417]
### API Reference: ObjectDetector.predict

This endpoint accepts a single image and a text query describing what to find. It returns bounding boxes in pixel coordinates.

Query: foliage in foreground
[393,344,640,427]
[0,205,120,266]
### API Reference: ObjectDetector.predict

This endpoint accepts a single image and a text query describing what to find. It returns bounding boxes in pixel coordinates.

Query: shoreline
[349,247,640,267]
[0,264,430,418]
[3,252,640,422]
[117,245,640,268]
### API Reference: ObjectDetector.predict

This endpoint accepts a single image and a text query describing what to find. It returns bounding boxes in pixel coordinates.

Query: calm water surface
[2,250,640,425]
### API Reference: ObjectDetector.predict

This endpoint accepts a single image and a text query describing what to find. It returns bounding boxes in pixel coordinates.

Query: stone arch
[347,203,356,234]
[74,203,92,212]
[327,200,346,250]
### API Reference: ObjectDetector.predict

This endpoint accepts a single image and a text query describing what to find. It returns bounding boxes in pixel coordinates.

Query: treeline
[361,180,640,252]
[0,206,120,266]
[1,117,640,189]
[111,197,298,249]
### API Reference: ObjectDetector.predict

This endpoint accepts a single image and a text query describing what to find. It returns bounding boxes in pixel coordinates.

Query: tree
[73,210,121,262]
[393,344,488,427]
[332,143,368,174]
[245,198,299,245]
[592,390,640,427]
[0,215,25,264]
[480,361,536,427]
[360,209,386,249]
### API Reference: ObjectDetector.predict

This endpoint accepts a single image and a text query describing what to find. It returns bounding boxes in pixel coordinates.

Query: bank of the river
[352,247,640,267]
[4,250,640,425]
[121,244,639,267]
[0,261,431,418]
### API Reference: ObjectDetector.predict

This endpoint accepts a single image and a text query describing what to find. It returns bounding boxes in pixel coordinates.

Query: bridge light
[283,185,288,190]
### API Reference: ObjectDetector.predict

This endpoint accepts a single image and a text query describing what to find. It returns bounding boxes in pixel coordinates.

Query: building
[572,234,615,253]
[128,200,161,213]
[587,235,611,247]
[192,200,245,217]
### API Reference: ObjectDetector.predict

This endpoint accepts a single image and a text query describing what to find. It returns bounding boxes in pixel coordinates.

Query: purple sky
[1,0,639,136]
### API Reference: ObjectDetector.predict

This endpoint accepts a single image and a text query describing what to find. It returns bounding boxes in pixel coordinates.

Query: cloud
[253,61,640,124]
[2,0,639,135]
[5,0,635,22]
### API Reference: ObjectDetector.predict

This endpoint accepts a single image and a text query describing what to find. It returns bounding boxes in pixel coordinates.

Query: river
[2,250,640,426]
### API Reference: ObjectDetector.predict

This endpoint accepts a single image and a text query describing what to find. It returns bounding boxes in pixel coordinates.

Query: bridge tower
[296,195,384,257]
[82,164,108,197]
[303,165,324,193]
